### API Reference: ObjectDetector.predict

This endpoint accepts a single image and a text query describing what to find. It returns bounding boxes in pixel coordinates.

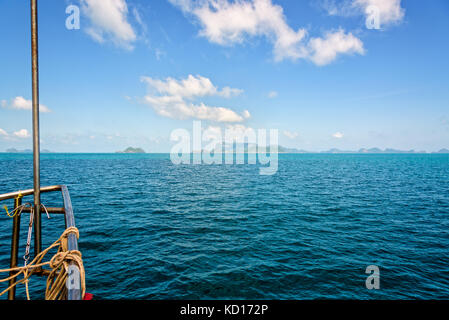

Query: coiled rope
[0,227,86,300]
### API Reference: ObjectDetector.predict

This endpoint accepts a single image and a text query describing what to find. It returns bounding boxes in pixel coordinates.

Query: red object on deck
[83,293,94,300]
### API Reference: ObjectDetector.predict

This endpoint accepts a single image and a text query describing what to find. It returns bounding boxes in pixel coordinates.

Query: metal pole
[8,197,22,300]
[31,0,41,256]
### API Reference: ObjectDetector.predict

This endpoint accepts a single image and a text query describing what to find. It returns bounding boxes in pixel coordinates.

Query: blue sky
[0,0,448,152]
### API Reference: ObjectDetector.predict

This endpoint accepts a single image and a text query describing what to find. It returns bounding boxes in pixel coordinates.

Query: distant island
[294,147,449,154]
[200,144,449,154]
[116,147,146,154]
[274,146,449,154]
[321,148,449,154]
[320,148,428,154]
[6,148,32,153]
[6,148,52,153]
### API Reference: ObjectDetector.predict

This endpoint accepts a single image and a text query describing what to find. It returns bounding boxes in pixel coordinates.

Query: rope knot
[49,250,82,269]
[61,226,80,239]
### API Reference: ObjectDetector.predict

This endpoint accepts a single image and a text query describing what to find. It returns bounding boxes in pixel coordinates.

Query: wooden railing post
[8,196,22,300]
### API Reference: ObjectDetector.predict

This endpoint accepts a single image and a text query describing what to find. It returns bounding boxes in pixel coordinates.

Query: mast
[30,0,41,255]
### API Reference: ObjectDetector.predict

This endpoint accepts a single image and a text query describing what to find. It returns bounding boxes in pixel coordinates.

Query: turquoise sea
[0,153,448,299]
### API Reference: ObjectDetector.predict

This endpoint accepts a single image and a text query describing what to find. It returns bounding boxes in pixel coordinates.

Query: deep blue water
[0,153,448,299]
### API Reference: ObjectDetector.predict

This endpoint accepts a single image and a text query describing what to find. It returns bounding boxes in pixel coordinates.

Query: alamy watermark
[366,5,381,30]
[365,265,380,290]
[170,121,279,175]
[65,5,80,30]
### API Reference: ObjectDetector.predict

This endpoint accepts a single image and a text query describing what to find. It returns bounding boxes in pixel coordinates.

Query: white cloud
[132,6,147,33]
[81,0,137,49]
[242,110,251,119]
[0,128,8,137]
[322,0,405,27]
[144,97,245,123]
[283,130,299,139]
[268,91,278,98]
[1,100,6,107]
[333,132,344,139]
[170,0,365,65]
[307,29,365,66]
[155,48,166,60]
[142,75,247,122]
[4,96,51,113]
[170,0,306,62]
[143,74,242,99]
[13,129,30,139]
